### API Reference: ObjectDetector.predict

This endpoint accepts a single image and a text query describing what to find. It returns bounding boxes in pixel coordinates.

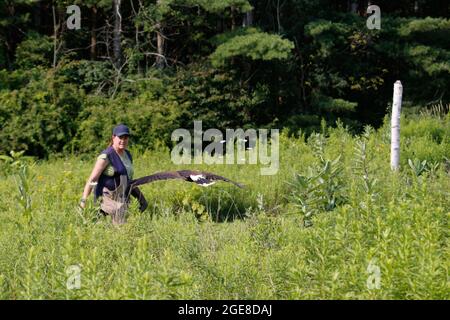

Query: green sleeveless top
[98,151,134,180]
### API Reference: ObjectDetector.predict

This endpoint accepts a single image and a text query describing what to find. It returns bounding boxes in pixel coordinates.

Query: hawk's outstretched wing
[129,170,244,189]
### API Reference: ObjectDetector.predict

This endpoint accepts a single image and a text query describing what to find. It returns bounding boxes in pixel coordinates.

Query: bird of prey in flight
[129,170,244,189]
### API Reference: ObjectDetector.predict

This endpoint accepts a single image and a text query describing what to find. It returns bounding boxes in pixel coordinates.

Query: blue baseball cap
[112,124,131,137]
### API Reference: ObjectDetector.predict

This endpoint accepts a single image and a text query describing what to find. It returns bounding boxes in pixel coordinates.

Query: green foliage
[68,92,183,154]
[398,17,450,38]
[311,93,357,113]
[14,163,34,225]
[304,20,351,59]
[0,0,449,151]
[209,26,259,46]
[353,141,377,195]
[400,115,450,164]
[402,115,449,143]
[0,69,84,158]
[0,115,448,299]
[288,133,346,226]
[58,60,115,94]
[195,0,252,13]
[407,158,429,177]
[0,1,449,299]
[168,63,266,128]
[0,67,45,91]
[72,0,113,8]
[0,150,34,176]
[14,32,53,69]
[210,30,295,67]
[419,103,450,119]
[407,45,450,76]
[375,16,450,103]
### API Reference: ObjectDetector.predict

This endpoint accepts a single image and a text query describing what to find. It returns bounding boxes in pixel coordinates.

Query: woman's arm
[80,158,108,208]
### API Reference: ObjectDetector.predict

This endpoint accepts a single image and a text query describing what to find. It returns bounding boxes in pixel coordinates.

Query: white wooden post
[391,81,403,171]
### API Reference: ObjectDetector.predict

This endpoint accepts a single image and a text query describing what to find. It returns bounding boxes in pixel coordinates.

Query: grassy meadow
[0,114,448,299]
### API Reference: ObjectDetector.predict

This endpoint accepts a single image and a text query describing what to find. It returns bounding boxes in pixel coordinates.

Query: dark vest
[94,146,133,200]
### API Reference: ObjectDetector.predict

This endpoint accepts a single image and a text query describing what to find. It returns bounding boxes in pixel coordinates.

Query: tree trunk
[4,3,16,70]
[136,24,142,74]
[155,26,165,68]
[231,6,236,30]
[51,5,66,68]
[155,0,166,69]
[32,1,42,30]
[130,0,142,74]
[113,0,122,68]
[361,0,370,15]
[241,7,255,89]
[243,9,254,27]
[217,18,224,33]
[90,5,97,60]
[52,5,58,68]
[4,39,12,70]
[276,0,282,32]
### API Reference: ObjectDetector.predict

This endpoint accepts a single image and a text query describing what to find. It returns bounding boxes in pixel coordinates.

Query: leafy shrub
[14,32,53,69]
[402,115,449,143]
[288,134,346,226]
[57,59,115,94]
[68,94,183,155]
[0,70,84,158]
[402,135,450,164]
[0,150,34,177]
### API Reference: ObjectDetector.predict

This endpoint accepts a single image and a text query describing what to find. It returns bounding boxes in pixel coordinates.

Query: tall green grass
[0,114,448,299]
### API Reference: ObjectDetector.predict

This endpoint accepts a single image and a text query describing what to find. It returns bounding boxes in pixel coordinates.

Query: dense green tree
[0,0,449,157]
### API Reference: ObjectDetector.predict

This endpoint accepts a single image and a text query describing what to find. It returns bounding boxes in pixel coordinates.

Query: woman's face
[112,134,129,151]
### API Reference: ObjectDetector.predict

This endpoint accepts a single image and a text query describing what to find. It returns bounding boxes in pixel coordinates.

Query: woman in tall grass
[79,124,148,224]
